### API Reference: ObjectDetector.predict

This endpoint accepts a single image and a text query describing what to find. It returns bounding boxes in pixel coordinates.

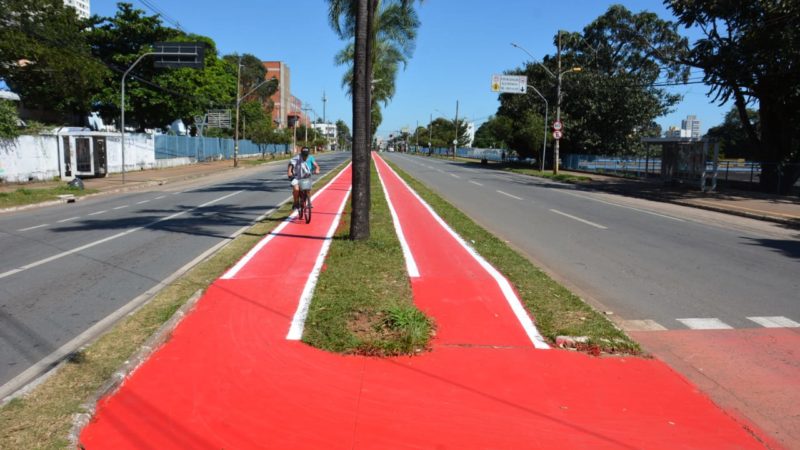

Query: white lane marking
[0,190,244,280]
[450,173,461,179]
[469,180,484,187]
[286,186,352,340]
[677,318,733,330]
[17,224,48,232]
[435,169,444,173]
[560,190,685,222]
[172,192,181,195]
[0,199,282,402]
[198,190,241,207]
[375,160,420,278]
[497,190,523,200]
[620,319,667,332]
[113,205,129,210]
[88,210,107,216]
[155,195,166,200]
[136,200,150,205]
[550,209,608,230]
[376,155,550,350]
[56,217,80,223]
[222,164,351,279]
[747,316,800,328]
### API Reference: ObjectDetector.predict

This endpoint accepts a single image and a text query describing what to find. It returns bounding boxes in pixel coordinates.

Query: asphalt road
[0,152,350,396]
[385,153,800,332]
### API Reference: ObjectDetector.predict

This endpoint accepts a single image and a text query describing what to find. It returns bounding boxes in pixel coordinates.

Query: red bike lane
[79,156,771,449]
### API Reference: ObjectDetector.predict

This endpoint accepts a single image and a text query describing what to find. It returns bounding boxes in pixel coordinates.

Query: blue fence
[155,135,289,161]
[408,147,508,162]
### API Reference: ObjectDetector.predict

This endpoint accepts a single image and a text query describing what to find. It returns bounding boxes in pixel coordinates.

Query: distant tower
[681,115,701,139]
[322,91,327,124]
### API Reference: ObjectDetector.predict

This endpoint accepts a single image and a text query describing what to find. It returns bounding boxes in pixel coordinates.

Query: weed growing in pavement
[384,159,640,355]
[303,162,434,356]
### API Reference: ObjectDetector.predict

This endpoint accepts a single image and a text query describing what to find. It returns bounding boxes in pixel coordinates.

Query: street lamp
[526,84,549,171]
[512,36,582,174]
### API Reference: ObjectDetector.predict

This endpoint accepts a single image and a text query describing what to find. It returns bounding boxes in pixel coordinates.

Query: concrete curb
[668,199,800,228]
[69,289,205,448]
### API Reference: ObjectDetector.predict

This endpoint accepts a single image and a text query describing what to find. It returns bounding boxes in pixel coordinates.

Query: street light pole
[554,31,562,174]
[428,113,432,152]
[527,84,549,171]
[121,51,188,183]
[234,61,242,167]
[453,100,459,160]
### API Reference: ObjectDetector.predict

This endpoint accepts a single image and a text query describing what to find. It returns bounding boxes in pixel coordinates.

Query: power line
[137,0,185,32]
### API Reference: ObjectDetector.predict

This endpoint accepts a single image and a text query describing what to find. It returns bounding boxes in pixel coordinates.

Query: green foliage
[0,100,20,138]
[0,0,108,119]
[334,1,420,137]
[335,119,351,150]
[416,117,470,148]
[496,5,687,157]
[706,107,760,159]
[473,115,513,149]
[668,0,800,193]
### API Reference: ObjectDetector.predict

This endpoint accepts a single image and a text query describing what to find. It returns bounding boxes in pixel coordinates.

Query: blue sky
[89,0,728,138]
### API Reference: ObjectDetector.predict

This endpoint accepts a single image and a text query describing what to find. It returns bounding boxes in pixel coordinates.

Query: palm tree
[327,0,420,240]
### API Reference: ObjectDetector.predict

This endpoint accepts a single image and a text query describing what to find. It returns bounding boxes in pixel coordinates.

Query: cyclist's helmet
[300,147,310,158]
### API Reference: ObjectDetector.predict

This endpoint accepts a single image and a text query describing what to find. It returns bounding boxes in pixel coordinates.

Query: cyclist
[288,147,320,210]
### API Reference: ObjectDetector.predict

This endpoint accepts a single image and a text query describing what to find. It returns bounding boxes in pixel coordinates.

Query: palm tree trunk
[350,0,371,240]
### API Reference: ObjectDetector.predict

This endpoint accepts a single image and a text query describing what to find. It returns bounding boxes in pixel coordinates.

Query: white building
[63,0,90,19]
[312,123,337,140]
[681,115,701,139]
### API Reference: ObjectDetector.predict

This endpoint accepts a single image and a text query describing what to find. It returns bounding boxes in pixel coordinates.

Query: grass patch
[0,185,98,209]
[0,162,347,449]
[502,167,592,184]
[238,153,292,167]
[384,159,639,355]
[303,162,433,356]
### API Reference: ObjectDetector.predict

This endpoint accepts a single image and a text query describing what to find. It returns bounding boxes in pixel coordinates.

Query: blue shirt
[306,155,316,172]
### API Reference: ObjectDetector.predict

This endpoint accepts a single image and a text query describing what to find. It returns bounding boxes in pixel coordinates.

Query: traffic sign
[552,121,563,131]
[553,130,563,140]
[491,74,527,94]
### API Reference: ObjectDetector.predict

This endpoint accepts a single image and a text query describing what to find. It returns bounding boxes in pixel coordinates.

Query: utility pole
[453,100,459,160]
[428,113,432,151]
[234,60,242,167]
[415,120,419,150]
[554,31,562,175]
[322,91,327,124]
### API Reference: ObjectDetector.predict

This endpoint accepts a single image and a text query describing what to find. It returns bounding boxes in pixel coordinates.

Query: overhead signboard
[153,42,205,69]
[491,74,527,94]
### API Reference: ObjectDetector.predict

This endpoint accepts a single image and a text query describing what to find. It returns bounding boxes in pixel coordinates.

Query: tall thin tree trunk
[350,0,371,240]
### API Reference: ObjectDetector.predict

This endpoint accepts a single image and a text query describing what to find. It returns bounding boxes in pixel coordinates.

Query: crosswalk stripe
[747,316,800,328]
[620,319,667,332]
[677,318,733,330]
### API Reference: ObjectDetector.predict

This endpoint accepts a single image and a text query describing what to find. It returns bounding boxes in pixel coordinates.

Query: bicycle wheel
[303,193,312,223]
[297,191,305,220]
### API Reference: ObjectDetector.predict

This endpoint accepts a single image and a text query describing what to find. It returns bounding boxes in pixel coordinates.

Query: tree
[0,0,107,121]
[328,0,421,240]
[87,3,237,130]
[668,0,800,194]
[706,107,760,160]
[335,119,351,150]
[0,100,20,138]
[473,115,514,149]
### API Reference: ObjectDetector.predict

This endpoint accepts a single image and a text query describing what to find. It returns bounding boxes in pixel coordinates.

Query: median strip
[384,158,638,354]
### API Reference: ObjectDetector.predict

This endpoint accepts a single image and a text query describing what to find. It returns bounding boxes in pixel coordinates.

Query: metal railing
[154,135,289,161]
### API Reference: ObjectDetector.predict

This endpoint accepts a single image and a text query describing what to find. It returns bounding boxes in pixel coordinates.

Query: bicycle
[297,177,312,224]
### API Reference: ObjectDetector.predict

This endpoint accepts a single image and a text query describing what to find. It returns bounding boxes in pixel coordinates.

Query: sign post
[491,74,549,170]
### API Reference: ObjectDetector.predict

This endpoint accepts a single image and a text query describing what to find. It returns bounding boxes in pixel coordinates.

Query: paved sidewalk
[562,169,800,226]
[78,155,772,449]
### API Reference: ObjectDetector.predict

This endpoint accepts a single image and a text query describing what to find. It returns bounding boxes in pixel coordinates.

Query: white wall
[0,132,193,184]
[0,135,60,182]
